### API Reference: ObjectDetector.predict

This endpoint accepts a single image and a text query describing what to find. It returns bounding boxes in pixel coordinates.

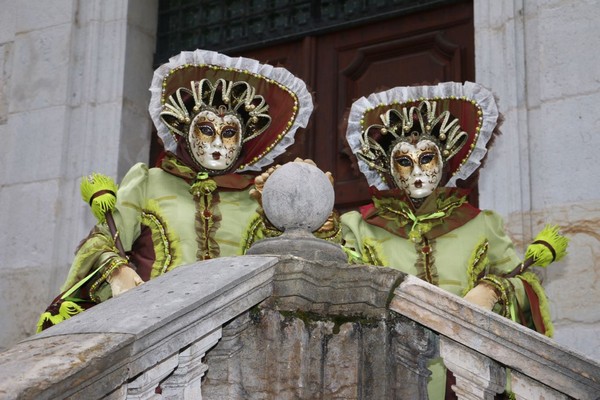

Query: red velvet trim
[521,279,547,335]
[154,151,167,167]
[213,174,254,190]
[128,225,155,282]
[359,203,375,219]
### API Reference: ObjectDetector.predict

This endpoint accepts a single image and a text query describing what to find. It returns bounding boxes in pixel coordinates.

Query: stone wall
[474,0,600,360]
[0,0,158,350]
[202,257,436,399]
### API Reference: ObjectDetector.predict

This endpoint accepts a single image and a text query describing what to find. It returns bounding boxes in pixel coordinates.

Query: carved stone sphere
[262,162,334,232]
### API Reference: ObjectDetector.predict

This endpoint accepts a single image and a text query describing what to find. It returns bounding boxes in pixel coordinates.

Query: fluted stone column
[202,313,252,400]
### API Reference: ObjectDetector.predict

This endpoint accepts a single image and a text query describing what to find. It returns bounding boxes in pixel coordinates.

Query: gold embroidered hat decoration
[160,78,271,144]
[346,82,499,190]
[149,49,313,172]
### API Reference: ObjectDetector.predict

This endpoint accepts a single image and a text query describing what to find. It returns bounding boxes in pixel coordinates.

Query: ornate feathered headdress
[346,82,499,189]
[149,49,313,172]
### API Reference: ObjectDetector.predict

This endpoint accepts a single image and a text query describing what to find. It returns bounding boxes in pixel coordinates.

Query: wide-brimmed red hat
[149,49,313,172]
[346,82,499,189]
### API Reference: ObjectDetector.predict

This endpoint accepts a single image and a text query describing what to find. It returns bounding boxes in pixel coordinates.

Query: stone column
[160,328,222,399]
[127,354,179,399]
[202,313,252,400]
[390,315,438,400]
[439,337,505,400]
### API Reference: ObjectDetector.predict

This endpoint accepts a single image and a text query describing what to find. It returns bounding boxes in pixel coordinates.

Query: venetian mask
[390,139,443,199]
[187,108,243,172]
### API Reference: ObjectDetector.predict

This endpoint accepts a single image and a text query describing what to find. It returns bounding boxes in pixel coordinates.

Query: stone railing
[0,256,277,400]
[1,254,599,399]
[2,162,599,399]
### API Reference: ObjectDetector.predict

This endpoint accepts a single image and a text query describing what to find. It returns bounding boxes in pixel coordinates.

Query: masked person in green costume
[38,49,314,331]
[341,82,555,399]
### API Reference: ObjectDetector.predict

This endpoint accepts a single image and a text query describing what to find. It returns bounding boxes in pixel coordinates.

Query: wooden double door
[181,2,475,211]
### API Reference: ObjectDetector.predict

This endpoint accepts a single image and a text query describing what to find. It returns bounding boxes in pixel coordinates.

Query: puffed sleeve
[341,210,367,263]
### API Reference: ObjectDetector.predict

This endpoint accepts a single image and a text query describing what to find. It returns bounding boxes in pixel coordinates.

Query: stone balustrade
[1,162,599,399]
[1,254,599,399]
[0,256,277,399]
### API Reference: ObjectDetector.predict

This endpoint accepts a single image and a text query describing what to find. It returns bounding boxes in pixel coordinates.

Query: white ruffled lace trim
[346,81,498,189]
[149,49,313,172]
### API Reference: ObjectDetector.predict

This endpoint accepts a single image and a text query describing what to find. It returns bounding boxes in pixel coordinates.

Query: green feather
[80,173,118,222]
[525,224,569,268]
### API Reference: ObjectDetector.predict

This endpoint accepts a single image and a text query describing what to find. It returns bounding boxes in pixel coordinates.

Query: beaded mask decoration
[149,49,313,172]
[346,82,499,190]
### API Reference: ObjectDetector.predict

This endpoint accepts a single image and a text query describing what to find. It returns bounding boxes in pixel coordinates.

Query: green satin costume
[341,187,552,399]
[61,155,265,303]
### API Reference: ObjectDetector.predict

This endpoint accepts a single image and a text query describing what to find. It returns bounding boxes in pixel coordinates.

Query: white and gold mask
[188,109,243,172]
[390,139,443,199]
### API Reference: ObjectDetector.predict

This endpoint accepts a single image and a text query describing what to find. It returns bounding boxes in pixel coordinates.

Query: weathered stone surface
[202,260,430,400]
[203,308,432,400]
[510,370,569,400]
[1,256,598,399]
[440,337,505,399]
[160,328,221,399]
[0,333,133,400]
[247,231,347,262]
[269,256,406,318]
[390,275,600,399]
[390,315,438,399]
[0,256,277,399]
[33,256,276,376]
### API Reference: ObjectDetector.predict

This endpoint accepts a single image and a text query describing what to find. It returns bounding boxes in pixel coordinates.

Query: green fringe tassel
[462,238,489,296]
[80,173,118,223]
[525,224,569,267]
[36,300,85,333]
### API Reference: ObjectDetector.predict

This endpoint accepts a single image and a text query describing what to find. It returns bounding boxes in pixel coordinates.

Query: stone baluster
[391,315,438,399]
[202,312,252,399]
[126,354,179,399]
[160,328,222,399]
[439,337,506,400]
